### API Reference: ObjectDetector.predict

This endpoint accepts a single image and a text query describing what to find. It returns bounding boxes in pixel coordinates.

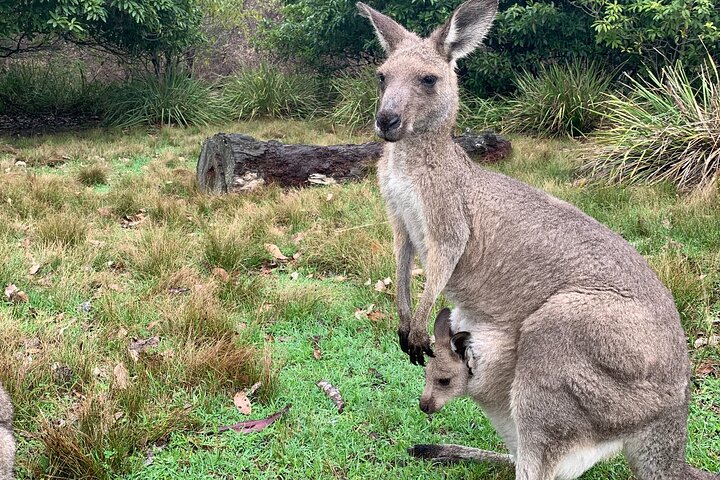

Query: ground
[0,120,718,479]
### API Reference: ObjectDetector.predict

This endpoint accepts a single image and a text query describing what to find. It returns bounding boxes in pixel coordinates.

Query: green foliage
[105,71,228,128]
[584,56,720,190]
[575,0,720,65]
[0,0,236,67]
[458,93,511,132]
[504,61,612,137]
[329,68,378,131]
[0,62,105,116]
[223,64,320,120]
[260,0,605,96]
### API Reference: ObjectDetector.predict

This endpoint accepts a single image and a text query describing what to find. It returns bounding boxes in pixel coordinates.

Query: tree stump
[196,131,511,194]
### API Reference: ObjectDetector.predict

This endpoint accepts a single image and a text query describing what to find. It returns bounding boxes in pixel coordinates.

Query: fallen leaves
[233,382,262,416]
[113,363,130,390]
[211,267,230,283]
[218,404,291,433]
[316,380,345,413]
[28,263,42,275]
[121,210,147,229]
[4,284,28,303]
[128,336,160,362]
[695,358,718,377]
[265,243,288,261]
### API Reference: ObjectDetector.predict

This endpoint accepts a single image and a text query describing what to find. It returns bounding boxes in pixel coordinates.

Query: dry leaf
[116,327,128,339]
[292,252,302,261]
[290,272,300,281]
[218,404,291,433]
[332,275,347,282]
[696,359,718,377]
[411,268,424,277]
[128,336,160,362]
[212,267,230,283]
[29,263,41,275]
[4,284,28,303]
[265,244,288,261]
[313,348,322,360]
[364,278,372,286]
[97,207,112,218]
[233,391,252,415]
[368,310,385,322]
[374,280,387,292]
[291,232,306,244]
[316,380,345,413]
[88,239,106,248]
[113,363,130,390]
[326,193,334,201]
[147,320,159,331]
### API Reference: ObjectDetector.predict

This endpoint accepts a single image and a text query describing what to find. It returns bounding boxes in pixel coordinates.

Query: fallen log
[196,131,511,194]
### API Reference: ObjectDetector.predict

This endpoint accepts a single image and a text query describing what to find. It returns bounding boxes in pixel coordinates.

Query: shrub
[0,61,104,116]
[505,61,612,137]
[223,64,320,120]
[583,57,720,191]
[105,71,227,128]
[76,164,109,187]
[329,68,378,131]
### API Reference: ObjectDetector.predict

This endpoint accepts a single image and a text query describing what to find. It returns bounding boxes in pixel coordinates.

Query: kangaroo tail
[408,443,513,465]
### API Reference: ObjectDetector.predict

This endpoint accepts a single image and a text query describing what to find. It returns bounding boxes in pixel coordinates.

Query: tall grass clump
[584,57,720,191]
[0,61,104,116]
[329,68,378,131]
[505,61,612,137]
[105,71,227,128]
[458,93,511,132]
[224,63,320,120]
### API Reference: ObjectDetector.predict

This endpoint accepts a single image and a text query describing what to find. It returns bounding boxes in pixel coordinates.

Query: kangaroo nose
[419,399,430,413]
[376,111,401,133]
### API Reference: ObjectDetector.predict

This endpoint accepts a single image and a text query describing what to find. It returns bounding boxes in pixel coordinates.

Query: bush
[504,61,612,137]
[0,61,105,116]
[328,68,378,131]
[223,64,320,120]
[583,57,720,191]
[104,71,227,128]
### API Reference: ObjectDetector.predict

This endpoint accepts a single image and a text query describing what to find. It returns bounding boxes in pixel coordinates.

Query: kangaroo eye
[437,378,451,387]
[421,75,437,87]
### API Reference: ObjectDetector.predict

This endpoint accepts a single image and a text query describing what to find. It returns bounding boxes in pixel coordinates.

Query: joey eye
[437,378,451,387]
[421,75,437,87]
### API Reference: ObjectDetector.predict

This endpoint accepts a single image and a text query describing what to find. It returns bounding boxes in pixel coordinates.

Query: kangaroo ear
[433,308,453,342]
[431,0,498,63]
[450,331,471,360]
[357,2,414,53]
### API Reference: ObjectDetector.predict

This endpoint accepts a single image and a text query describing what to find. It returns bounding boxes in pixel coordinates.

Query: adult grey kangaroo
[356,0,717,478]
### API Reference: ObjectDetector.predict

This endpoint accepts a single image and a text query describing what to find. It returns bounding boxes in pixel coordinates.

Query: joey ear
[357,2,414,53]
[433,308,453,342]
[431,0,498,63]
[450,331,471,360]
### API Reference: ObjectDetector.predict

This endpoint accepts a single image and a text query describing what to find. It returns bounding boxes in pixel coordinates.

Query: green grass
[0,122,718,479]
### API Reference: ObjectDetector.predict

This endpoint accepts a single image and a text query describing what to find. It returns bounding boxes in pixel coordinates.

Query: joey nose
[375,111,401,139]
[419,399,430,414]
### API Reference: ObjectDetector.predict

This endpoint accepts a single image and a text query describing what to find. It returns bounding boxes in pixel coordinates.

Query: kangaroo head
[357,0,498,142]
[419,308,473,414]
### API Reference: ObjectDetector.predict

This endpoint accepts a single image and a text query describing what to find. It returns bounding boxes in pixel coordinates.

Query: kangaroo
[0,384,14,480]
[356,1,717,479]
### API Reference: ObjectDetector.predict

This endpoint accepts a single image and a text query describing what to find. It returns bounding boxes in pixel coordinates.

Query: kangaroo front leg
[393,223,415,355]
[405,235,467,365]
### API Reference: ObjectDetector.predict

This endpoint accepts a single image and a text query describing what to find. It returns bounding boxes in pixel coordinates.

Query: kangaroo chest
[379,160,429,263]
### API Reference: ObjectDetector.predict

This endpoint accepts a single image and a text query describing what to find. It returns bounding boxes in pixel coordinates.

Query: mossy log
[196,131,511,194]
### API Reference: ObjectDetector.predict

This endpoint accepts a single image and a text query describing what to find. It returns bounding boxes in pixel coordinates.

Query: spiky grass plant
[105,71,227,128]
[223,63,320,120]
[505,61,612,137]
[583,57,720,191]
[457,93,511,132]
[329,68,378,131]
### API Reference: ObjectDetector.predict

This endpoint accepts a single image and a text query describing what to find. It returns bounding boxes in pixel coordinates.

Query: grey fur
[0,384,15,480]
[357,1,718,479]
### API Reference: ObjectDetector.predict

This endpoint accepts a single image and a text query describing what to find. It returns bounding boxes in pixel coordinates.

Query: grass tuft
[583,56,720,191]
[76,164,109,187]
[223,64,320,120]
[328,68,378,131]
[505,60,612,137]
